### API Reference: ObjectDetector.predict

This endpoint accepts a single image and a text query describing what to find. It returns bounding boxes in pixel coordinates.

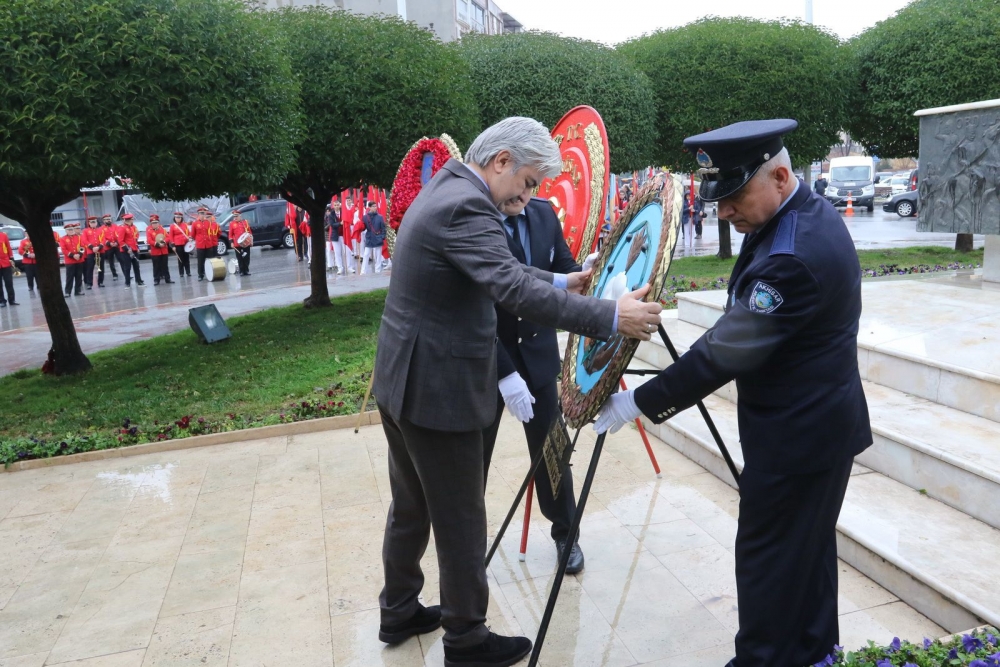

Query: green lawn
[0,245,985,464]
[1,290,386,464]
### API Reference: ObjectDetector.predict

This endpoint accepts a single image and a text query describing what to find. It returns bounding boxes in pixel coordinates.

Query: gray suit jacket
[374,159,616,432]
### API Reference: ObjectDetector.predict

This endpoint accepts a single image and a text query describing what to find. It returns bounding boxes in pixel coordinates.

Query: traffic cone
[845,193,854,216]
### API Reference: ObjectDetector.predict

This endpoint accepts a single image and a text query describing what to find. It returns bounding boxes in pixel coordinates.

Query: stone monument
[914,99,1000,282]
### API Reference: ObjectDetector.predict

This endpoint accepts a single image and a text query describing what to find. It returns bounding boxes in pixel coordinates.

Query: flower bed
[813,627,999,666]
[1,381,370,467]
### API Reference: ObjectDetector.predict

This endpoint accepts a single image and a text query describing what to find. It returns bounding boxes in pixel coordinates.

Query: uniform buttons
[518,317,522,322]
[518,337,522,344]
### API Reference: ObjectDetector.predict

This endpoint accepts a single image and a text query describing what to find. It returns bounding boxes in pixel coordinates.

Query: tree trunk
[955,233,974,252]
[303,202,331,309]
[717,219,733,259]
[24,213,92,374]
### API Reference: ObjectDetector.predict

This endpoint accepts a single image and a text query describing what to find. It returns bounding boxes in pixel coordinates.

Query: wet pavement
[674,206,982,257]
[0,246,390,376]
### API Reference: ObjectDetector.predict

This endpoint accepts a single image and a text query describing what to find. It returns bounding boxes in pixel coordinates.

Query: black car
[883,190,918,217]
[216,199,294,256]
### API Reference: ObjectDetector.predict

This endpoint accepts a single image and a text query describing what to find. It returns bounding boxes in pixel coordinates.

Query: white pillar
[984,234,1000,283]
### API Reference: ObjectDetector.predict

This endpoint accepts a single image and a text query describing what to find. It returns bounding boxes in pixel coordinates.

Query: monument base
[985,234,1000,283]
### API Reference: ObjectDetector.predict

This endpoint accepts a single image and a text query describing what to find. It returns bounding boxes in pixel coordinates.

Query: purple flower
[989,634,998,646]
[923,638,933,649]
[813,655,833,667]
[904,663,919,667]
[965,635,985,652]
[971,661,989,667]
[988,653,1000,667]
[876,660,892,667]
[949,648,960,660]
[887,637,901,652]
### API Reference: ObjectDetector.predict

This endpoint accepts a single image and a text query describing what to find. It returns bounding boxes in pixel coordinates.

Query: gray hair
[754,147,792,182]
[465,117,562,178]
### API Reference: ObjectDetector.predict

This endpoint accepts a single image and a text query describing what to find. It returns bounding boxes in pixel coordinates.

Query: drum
[205,257,226,281]
[184,239,196,253]
[237,231,253,248]
[228,258,238,274]
[154,233,166,246]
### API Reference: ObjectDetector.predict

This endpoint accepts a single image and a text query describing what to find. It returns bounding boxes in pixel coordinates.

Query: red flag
[377,189,387,219]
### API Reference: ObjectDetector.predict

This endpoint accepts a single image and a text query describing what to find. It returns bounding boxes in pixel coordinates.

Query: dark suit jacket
[373,159,616,433]
[495,197,580,389]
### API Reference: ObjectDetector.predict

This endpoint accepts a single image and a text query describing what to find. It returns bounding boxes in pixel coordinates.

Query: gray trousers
[378,403,490,648]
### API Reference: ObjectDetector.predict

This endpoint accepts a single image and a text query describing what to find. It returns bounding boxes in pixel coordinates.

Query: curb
[2,410,382,474]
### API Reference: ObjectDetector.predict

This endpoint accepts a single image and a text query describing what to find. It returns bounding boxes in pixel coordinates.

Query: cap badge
[696,149,713,169]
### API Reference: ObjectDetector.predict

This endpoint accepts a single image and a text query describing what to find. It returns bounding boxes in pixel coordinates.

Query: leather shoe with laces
[378,603,441,644]
[444,631,531,667]
[556,539,585,575]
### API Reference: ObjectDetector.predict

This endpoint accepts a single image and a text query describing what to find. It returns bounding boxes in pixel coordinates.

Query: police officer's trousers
[729,456,854,667]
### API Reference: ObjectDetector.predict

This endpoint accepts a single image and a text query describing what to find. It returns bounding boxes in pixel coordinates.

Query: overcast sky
[498,0,913,44]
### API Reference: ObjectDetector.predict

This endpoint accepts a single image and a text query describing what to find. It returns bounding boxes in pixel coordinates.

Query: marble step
[634,391,1000,634]
[673,283,1000,425]
[635,312,1000,532]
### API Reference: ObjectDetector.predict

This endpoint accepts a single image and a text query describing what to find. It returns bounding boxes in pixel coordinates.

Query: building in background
[256,0,522,43]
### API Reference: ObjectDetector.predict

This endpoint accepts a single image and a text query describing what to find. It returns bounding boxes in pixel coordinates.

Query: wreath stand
[485,324,740,667]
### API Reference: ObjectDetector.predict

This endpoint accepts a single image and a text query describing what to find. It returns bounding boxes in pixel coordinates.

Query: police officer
[481,195,600,575]
[595,119,872,667]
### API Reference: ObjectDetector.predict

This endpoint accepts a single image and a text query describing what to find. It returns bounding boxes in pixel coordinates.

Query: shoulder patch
[749,281,783,314]
[769,209,797,257]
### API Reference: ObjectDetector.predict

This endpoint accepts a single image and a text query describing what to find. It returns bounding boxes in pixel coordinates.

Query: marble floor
[0,417,945,667]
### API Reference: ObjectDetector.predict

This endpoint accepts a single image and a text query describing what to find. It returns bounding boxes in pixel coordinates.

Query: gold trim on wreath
[560,175,682,429]
[576,122,607,264]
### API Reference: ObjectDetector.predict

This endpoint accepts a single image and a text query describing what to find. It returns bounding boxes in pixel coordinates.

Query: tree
[271,7,479,307]
[619,18,846,257]
[0,0,299,374]
[843,0,1000,252]
[843,0,1000,159]
[455,31,658,173]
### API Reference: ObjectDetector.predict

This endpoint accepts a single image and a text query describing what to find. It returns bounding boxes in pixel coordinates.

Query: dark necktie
[505,215,526,263]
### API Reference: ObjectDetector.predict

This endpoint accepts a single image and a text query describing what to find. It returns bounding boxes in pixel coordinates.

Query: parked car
[1,225,27,268]
[889,174,910,195]
[883,190,918,217]
[906,168,919,192]
[216,199,293,256]
[133,220,151,258]
[826,156,877,211]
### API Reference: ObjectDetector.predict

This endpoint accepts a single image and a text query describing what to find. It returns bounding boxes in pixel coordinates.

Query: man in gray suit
[374,117,662,667]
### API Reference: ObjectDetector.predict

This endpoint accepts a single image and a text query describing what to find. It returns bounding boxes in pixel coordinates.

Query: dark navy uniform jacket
[496,197,580,388]
[634,181,872,474]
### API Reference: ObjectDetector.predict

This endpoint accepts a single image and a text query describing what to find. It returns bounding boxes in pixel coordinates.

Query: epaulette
[769,209,797,256]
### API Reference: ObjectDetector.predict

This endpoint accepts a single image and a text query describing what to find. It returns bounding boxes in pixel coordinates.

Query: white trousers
[330,238,355,273]
[361,246,383,274]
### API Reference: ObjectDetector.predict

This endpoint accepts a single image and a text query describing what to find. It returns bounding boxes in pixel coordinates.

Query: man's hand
[594,390,642,434]
[498,372,535,423]
[581,251,600,272]
[615,284,663,340]
[565,268,593,295]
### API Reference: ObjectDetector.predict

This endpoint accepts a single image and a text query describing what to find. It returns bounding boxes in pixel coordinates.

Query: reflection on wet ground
[0,415,946,666]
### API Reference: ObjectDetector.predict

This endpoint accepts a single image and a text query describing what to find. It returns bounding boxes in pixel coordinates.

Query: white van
[825,156,877,212]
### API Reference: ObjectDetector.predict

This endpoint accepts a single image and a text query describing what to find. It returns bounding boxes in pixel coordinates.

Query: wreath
[386,134,462,256]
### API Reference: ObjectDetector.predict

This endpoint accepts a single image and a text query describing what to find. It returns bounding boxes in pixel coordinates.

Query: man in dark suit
[373,117,663,667]
[596,120,872,667]
[481,195,596,575]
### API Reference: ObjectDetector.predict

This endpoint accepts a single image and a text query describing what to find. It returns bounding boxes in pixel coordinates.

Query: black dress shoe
[444,632,532,667]
[136,280,145,285]
[64,292,71,297]
[378,604,441,644]
[556,539,585,575]
[86,285,92,290]
[0,302,6,308]
[153,281,160,286]
[74,292,84,296]
[165,279,175,284]
[198,277,205,282]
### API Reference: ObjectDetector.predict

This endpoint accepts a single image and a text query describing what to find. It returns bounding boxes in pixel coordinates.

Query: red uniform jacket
[101,224,120,251]
[18,238,35,265]
[0,232,13,269]
[230,219,252,247]
[81,227,102,255]
[146,225,170,256]
[60,234,86,264]
[116,224,140,253]
[192,219,220,250]
[170,221,192,247]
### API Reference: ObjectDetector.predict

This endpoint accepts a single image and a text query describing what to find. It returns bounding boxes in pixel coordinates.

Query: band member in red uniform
[170,211,193,277]
[116,213,145,287]
[18,236,36,293]
[59,221,87,297]
[146,214,173,285]
[0,228,18,306]
[229,209,253,276]
[100,214,120,282]
[193,207,220,281]
[81,216,103,290]
[298,212,312,264]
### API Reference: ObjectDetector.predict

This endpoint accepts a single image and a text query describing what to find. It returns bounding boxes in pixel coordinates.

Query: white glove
[594,390,642,434]
[499,372,535,423]
[581,251,600,272]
